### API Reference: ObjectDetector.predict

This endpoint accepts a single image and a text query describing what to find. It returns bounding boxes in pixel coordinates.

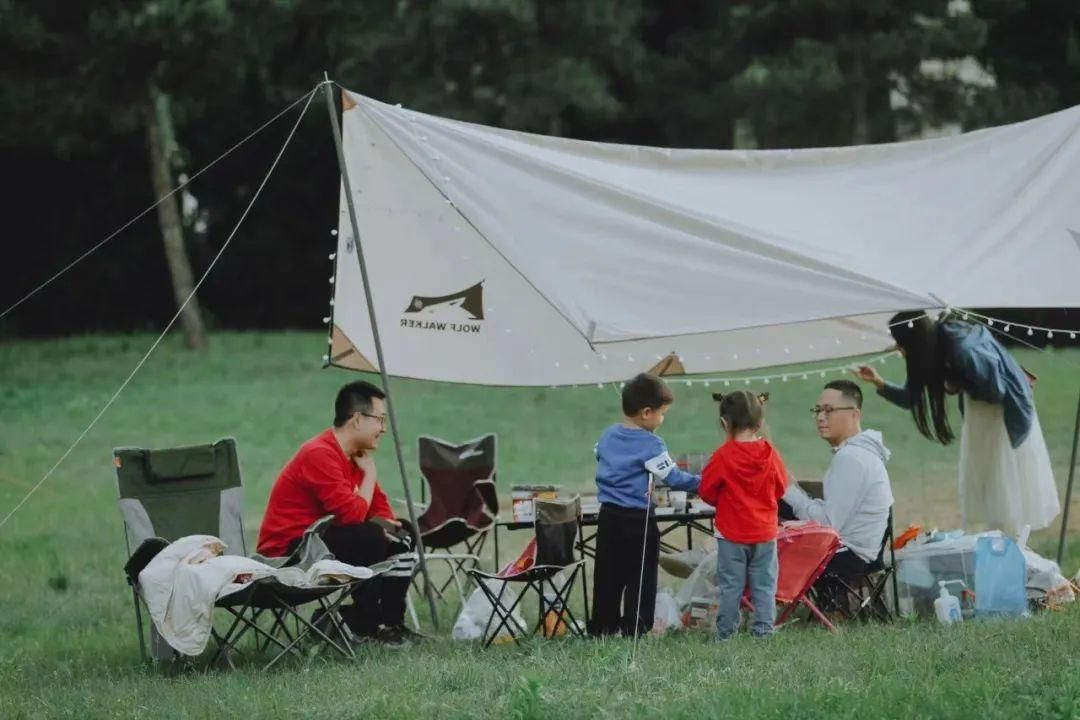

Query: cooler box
[894,533,1003,617]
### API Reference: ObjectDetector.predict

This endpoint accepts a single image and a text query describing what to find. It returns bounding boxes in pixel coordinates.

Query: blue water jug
[974,536,1027,618]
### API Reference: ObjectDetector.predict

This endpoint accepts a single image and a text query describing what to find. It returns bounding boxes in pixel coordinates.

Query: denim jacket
[878,320,1034,448]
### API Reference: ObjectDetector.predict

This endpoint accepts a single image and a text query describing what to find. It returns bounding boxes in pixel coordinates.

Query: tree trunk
[850,50,871,145]
[144,84,206,350]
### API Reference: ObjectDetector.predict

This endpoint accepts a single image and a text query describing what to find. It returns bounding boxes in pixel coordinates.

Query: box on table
[510,484,560,522]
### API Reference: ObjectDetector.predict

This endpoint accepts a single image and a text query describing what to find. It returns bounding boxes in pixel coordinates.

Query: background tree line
[1,0,1077,342]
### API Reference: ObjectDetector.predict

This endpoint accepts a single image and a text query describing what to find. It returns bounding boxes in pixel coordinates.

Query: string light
[953,308,1077,340]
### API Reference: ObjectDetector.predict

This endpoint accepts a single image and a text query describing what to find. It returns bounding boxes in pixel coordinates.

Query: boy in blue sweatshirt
[589,373,700,637]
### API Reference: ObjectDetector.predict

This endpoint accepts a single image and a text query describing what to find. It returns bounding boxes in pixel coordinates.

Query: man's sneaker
[368,624,411,649]
[395,624,429,642]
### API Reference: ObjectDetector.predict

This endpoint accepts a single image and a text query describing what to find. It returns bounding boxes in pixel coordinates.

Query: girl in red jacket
[698,390,788,639]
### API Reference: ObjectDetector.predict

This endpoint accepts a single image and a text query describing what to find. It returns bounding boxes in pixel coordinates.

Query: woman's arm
[852,365,911,409]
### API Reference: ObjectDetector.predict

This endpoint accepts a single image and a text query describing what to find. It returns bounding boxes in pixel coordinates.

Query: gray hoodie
[783,429,894,562]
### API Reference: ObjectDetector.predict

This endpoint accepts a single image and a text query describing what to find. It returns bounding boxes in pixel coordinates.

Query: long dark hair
[889,311,955,445]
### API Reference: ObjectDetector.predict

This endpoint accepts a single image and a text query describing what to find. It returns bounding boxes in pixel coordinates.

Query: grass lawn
[1,332,1079,719]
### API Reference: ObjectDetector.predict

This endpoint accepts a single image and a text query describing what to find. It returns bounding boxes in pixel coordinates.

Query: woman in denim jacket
[853,310,1059,535]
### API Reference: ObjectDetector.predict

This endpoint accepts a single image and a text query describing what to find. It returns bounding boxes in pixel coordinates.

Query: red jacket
[257,429,394,556]
[698,438,788,544]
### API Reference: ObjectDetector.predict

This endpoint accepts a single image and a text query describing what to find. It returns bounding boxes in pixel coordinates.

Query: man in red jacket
[257,381,417,646]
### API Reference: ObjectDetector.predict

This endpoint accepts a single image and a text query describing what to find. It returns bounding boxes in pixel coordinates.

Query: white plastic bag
[651,591,682,635]
[1023,549,1075,604]
[452,578,528,642]
[674,548,719,612]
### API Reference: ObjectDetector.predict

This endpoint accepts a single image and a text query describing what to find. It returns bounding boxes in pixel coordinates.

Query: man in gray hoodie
[783,380,894,581]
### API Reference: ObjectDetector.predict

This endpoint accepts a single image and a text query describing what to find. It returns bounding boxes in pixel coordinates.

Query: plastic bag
[451,578,527,642]
[674,547,719,612]
[651,591,682,635]
[1023,549,1075,605]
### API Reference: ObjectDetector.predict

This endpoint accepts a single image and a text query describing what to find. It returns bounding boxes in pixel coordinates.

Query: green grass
[1,332,1079,719]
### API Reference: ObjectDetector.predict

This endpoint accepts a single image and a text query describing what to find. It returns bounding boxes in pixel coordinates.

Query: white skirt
[958,395,1060,535]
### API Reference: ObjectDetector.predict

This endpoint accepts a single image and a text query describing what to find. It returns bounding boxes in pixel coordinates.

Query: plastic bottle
[934,580,965,625]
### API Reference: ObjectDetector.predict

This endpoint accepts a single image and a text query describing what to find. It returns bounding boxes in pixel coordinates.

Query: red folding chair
[774,523,841,631]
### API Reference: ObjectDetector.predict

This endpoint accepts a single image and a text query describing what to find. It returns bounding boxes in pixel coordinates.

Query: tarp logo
[400,281,485,334]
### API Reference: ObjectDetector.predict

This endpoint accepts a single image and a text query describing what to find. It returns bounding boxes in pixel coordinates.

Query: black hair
[715,390,763,434]
[889,310,954,444]
[333,381,387,427]
[621,373,674,416]
[823,379,863,409]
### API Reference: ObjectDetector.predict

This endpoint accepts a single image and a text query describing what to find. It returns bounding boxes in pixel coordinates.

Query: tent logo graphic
[399,281,486,335]
[403,282,485,320]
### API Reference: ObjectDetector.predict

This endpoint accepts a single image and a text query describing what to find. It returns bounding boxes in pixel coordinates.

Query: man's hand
[353,451,377,505]
[851,365,885,390]
[354,451,376,477]
[371,516,405,542]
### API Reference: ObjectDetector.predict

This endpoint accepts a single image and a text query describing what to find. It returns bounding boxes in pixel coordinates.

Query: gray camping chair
[115,438,359,669]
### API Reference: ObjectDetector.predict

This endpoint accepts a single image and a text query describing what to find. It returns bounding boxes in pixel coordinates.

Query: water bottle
[934,580,964,625]
[975,535,1027,619]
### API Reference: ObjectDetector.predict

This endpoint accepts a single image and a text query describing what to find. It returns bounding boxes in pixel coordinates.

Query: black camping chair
[116,439,363,669]
[414,434,499,604]
[817,508,898,622]
[466,496,588,648]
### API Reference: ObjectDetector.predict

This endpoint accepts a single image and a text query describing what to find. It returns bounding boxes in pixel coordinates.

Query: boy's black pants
[589,503,659,637]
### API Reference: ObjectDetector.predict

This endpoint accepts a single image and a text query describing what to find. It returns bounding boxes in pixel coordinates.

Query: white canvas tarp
[329,88,1080,386]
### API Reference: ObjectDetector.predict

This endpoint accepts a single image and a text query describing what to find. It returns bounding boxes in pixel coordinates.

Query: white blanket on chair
[138,535,373,657]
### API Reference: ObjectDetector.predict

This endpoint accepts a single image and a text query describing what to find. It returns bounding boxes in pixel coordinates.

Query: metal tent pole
[1056,389,1080,567]
[321,79,439,629]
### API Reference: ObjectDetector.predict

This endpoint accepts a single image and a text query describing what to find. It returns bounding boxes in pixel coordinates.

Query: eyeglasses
[358,412,388,426]
[810,405,858,417]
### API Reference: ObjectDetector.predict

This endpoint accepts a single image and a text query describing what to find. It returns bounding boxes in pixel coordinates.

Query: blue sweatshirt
[594,424,700,510]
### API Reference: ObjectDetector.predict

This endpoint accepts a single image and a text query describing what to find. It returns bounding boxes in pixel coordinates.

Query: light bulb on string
[1004,324,1011,332]
[1027,327,1034,336]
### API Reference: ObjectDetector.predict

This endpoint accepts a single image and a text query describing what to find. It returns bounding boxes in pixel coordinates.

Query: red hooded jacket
[698,438,788,544]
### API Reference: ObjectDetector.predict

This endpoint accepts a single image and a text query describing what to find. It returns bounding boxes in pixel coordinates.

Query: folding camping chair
[816,508,898,622]
[466,496,588,648]
[115,438,360,669]
[772,523,842,632]
[414,434,499,604]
